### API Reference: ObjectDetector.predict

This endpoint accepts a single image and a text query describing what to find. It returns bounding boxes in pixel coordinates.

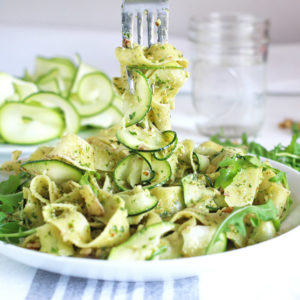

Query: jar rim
[189,12,269,27]
[188,12,270,45]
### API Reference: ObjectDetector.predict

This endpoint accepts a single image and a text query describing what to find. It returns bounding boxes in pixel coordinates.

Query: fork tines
[122,0,169,48]
[122,0,169,94]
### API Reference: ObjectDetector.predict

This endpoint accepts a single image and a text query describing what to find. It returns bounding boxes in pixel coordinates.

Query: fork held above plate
[122,0,169,47]
[122,0,169,93]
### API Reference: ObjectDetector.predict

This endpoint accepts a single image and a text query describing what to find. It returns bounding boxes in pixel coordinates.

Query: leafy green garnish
[206,205,221,212]
[214,155,261,189]
[0,175,24,220]
[129,131,137,136]
[80,172,99,196]
[0,175,21,195]
[0,212,7,222]
[0,227,36,238]
[79,172,90,186]
[211,131,300,172]
[281,196,293,222]
[212,133,295,223]
[0,173,35,241]
[0,192,23,213]
[129,112,136,120]
[205,200,279,254]
[269,171,288,186]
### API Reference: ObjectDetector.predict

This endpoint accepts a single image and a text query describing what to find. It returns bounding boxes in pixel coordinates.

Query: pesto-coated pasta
[0,43,291,260]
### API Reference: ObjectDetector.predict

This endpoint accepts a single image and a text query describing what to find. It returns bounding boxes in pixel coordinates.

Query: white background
[0,0,300,43]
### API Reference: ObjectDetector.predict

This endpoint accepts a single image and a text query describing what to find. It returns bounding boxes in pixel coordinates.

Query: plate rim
[0,158,299,280]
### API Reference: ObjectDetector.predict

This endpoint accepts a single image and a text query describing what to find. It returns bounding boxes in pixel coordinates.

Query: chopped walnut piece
[26,241,41,250]
[122,38,131,48]
[79,248,93,257]
[222,207,234,214]
[279,119,294,129]
[279,118,300,129]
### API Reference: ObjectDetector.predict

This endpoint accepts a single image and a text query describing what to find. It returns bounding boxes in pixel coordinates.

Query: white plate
[0,160,300,281]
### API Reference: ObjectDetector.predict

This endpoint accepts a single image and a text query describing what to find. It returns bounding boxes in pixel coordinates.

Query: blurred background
[1,0,300,90]
[0,0,300,43]
[0,0,300,143]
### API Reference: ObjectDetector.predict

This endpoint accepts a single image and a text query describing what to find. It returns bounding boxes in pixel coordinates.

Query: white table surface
[172,94,300,149]
[0,25,299,300]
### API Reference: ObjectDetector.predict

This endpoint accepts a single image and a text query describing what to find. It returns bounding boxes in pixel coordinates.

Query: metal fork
[122,0,169,93]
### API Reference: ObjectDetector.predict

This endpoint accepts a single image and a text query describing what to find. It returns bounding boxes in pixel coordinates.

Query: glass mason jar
[189,12,270,138]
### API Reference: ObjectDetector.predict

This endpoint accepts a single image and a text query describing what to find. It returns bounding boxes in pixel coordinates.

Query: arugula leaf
[215,156,245,189]
[0,221,21,234]
[205,200,279,254]
[0,172,34,240]
[0,227,36,238]
[214,155,260,189]
[0,212,7,223]
[0,175,21,195]
[246,156,262,167]
[211,132,300,172]
[0,220,36,242]
[250,217,259,227]
[269,171,287,185]
[281,196,293,222]
[0,219,36,241]
[0,178,24,223]
[80,172,99,196]
[215,168,237,189]
[0,192,23,209]
[79,172,90,186]
[210,135,238,148]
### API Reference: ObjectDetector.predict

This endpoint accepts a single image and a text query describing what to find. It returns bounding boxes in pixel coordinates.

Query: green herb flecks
[147,245,168,260]
[129,131,137,136]
[129,112,136,120]
[269,171,288,187]
[22,116,33,123]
